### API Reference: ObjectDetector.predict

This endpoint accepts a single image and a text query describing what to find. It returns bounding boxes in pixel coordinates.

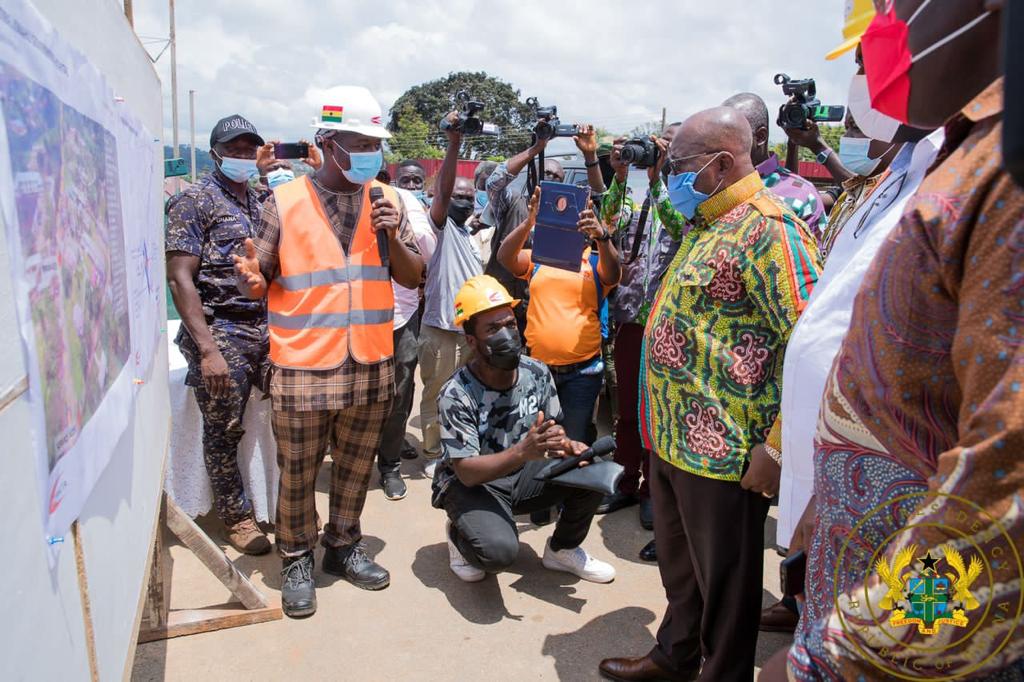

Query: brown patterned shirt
[790,79,1024,680]
[252,177,418,412]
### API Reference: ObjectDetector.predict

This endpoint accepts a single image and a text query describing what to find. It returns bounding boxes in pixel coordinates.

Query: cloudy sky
[133,0,856,150]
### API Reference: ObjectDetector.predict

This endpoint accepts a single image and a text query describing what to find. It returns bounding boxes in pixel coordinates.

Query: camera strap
[618,193,651,266]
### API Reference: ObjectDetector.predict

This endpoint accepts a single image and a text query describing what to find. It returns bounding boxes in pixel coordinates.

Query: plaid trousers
[272,399,392,557]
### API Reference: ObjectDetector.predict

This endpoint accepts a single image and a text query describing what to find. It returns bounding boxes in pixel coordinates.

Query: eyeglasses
[666,151,717,176]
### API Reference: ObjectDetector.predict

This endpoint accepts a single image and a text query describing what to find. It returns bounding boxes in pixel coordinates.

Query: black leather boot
[280,552,316,618]
[323,543,390,590]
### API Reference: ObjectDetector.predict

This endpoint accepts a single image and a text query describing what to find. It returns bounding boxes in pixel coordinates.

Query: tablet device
[532,181,589,273]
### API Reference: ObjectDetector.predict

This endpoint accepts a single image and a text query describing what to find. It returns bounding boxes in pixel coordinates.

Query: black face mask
[479,326,521,371]
[448,198,474,225]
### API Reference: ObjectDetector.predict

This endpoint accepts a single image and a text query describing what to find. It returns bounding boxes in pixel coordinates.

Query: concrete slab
[133,379,792,681]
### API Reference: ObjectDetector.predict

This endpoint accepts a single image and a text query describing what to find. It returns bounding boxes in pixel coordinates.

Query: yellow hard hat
[453,275,520,327]
[826,0,876,61]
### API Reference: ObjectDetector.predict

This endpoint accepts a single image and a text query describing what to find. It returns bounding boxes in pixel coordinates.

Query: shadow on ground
[541,606,657,682]
[411,540,595,625]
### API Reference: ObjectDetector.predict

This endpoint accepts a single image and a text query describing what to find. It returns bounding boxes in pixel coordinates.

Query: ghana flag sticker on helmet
[322,105,344,123]
[453,274,520,327]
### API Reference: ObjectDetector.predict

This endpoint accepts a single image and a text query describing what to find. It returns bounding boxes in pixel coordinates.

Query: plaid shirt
[252,177,419,412]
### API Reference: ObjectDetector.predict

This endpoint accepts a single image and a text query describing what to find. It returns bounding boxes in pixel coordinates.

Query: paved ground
[132,388,791,681]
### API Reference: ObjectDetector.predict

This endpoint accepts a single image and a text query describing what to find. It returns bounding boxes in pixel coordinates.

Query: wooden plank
[143,500,168,630]
[163,495,269,610]
[72,522,100,682]
[137,604,282,643]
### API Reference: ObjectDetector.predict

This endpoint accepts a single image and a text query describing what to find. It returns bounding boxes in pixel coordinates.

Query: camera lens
[462,117,483,135]
[620,143,641,164]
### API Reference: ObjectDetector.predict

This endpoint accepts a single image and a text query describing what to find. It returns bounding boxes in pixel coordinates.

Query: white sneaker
[447,521,485,583]
[542,540,616,583]
[423,458,439,478]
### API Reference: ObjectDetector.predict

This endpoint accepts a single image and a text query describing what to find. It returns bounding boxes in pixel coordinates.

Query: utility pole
[660,107,666,133]
[189,90,196,181]
[169,0,179,156]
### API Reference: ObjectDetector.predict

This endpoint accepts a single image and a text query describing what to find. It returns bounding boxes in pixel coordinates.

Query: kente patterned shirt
[789,79,1024,681]
[601,177,684,326]
[756,152,827,240]
[639,171,821,482]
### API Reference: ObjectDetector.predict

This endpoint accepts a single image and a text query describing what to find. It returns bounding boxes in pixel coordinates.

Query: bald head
[669,106,756,199]
[722,92,770,165]
[544,158,564,183]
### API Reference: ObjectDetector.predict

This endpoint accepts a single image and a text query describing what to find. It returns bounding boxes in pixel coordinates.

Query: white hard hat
[311,85,392,139]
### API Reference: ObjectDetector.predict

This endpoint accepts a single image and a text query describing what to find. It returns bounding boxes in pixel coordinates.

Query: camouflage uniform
[166,172,269,525]
[432,356,604,570]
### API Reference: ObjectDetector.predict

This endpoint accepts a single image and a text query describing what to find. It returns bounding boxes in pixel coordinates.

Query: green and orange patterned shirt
[639,171,821,481]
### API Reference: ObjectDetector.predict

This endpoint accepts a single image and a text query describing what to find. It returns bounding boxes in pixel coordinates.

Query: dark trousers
[442,460,604,571]
[648,455,770,682]
[613,323,649,497]
[552,366,603,444]
[188,333,266,525]
[377,311,420,475]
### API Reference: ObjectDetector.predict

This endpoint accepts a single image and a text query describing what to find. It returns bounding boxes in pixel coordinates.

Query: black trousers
[648,455,770,682]
[377,311,420,475]
[442,460,603,571]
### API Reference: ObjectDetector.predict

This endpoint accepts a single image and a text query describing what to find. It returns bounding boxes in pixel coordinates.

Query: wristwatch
[585,158,600,168]
[596,230,612,242]
[816,148,832,165]
[763,443,782,466]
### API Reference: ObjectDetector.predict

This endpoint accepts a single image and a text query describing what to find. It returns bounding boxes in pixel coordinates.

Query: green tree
[771,123,847,163]
[388,71,536,159]
[385,102,443,163]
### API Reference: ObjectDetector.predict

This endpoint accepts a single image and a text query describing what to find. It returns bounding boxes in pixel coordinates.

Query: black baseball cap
[209,114,264,148]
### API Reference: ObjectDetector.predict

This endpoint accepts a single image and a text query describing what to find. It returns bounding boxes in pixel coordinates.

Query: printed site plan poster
[0,0,162,558]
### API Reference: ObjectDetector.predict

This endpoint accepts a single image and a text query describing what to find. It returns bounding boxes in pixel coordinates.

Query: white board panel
[0,1,167,680]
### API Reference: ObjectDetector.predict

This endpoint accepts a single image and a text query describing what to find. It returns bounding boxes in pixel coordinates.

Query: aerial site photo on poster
[0,0,163,556]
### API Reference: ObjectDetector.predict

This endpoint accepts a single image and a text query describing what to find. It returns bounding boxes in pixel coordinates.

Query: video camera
[774,74,846,130]
[619,137,659,168]
[526,97,581,141]
[440,91,500,136]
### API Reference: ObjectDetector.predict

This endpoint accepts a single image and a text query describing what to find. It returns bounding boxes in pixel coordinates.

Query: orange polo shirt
[519,249,606,367]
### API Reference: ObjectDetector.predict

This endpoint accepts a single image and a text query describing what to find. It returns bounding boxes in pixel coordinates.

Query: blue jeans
[552,368,603,444]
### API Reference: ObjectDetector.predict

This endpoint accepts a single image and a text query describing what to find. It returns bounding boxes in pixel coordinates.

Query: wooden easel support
[138,493,281,643]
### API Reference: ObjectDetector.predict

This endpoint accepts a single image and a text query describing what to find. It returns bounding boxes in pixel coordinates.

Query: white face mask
[838,135,891,178]
[848,74,901,144]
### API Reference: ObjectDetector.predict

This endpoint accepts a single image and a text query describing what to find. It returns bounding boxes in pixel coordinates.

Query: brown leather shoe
[224,517,272,555]
[599,655,695,681]
[759,599,799,633]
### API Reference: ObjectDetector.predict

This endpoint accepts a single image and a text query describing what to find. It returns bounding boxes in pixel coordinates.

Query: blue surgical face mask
[838,135,889,177]
[267,168,295,189]
[475,189,489,210]
[666,153,722,220]
[330,141,383,185]
[216,153,258,183]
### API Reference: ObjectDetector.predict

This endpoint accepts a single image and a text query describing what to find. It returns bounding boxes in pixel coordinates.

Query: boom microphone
[368,186,389,266]
[535,435,617,481]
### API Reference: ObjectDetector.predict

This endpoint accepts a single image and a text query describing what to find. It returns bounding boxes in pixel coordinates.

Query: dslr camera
[774,74,846,130]
[440,91,500,136]
[619,137,659,168]
[527,97,581,141]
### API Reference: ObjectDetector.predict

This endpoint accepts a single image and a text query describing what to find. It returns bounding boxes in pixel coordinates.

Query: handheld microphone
[368,186,389,266]
[536,435,616,480]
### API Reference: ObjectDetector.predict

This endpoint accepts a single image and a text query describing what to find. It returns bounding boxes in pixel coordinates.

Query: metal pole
[660,107,666,133]
[169,0,179,156]
[189,90,196,181]
[123,0,134,26]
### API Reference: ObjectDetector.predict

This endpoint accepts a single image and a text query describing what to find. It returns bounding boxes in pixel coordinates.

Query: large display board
[0,0,167,679]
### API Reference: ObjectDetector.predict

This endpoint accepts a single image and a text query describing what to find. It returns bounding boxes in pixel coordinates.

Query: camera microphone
[537,435,617,480]
[368,186,389,267]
